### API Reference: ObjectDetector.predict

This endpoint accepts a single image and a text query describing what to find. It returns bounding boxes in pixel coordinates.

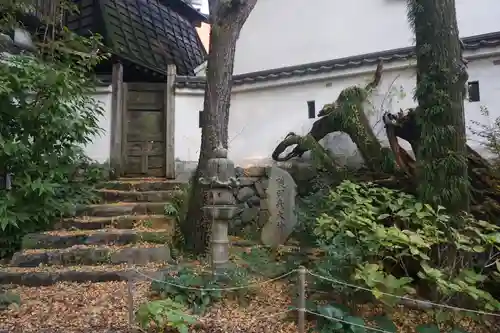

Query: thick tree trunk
[182,0,257,254]
[408,0,470,213]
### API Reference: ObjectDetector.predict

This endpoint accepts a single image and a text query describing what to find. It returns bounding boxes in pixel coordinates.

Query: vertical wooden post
[165,64,176,179]
[121,83,129,174]
[298,266,306,333]
[110,62,124,177]
[126,262,135,329]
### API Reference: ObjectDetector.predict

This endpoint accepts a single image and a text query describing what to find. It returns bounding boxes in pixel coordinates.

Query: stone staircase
[0,178,187,287]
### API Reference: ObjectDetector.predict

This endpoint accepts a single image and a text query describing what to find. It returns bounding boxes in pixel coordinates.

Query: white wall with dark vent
[83,86,113,163]
[175,48,500,167]
[233,0,500,74]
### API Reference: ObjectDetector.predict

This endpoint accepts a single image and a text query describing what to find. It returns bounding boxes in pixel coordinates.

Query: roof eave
[176,31,500,89]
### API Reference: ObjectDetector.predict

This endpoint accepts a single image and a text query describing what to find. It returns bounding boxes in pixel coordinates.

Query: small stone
[247,195,261,207]
[235,167,244,177]
[241,207,259,223]
[237,201,249,209]
[236,186,255,202]
[238,177,259,186]
[243,166,266,177]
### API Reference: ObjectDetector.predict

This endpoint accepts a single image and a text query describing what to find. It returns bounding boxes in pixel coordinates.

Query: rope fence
[126,265,500,333]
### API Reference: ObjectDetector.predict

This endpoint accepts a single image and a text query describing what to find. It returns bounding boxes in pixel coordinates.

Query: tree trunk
[182,0,257,254]
[407,0,470,213]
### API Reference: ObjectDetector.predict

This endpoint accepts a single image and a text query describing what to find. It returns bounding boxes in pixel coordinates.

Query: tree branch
[209,0,257,25]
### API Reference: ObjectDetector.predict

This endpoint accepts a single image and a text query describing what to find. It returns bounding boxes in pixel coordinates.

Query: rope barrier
[129,264,500,317]
[155,306,295,322]
[131,267,297,291]
[203,309,296,322]
[307,270,500,317]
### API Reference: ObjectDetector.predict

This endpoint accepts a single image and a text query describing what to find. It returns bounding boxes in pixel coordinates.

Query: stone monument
[260,165,298,247]
[199,148,239,275]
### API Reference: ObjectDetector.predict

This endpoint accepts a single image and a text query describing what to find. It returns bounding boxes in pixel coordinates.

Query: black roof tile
[176,31,500,89]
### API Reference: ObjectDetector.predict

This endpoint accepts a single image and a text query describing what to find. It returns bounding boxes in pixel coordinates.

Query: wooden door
[122,83,167,177]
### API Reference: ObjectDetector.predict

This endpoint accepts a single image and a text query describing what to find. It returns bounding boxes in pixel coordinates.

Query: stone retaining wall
[231,166,270,236]
[175,160,319,237]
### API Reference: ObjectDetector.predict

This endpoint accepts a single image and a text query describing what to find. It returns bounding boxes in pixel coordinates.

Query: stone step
[11,244,172,267]
[0,263,168,286]
[21,229,173,249]
[77,202,168,217]
[97,189,182,203]
[96,179,187,192]
[54,215,175,231]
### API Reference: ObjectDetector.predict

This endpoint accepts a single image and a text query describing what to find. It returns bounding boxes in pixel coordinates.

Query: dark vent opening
[307,101,315,119]
[468,81,480,102]
[199,110,204,128]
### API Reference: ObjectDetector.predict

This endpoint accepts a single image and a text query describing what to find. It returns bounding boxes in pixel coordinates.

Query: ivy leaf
[370,315,397,333]
[451,328,471,333]
[178,325,189,333]
[346,230,355,237]
[344,315,366,333]
[318,304,345,319]
[416,323,440,333]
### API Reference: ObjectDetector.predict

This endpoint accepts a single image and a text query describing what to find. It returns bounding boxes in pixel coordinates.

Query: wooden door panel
[126,156,165,171]
[123,86,166,177]
[127,91,163,110]
[126,111,164,142]
[126,141,164,155]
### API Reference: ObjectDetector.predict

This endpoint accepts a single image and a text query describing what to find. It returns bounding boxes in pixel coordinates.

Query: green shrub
[135,298,197,333]
[0,40,108,257]
[150,264,251,315]
[0,288,20,311]
[309,180,500,320]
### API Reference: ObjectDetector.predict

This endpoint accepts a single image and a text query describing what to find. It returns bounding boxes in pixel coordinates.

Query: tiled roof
[99,0,206,75]
[176,31,500,89]
[66,0,207,76]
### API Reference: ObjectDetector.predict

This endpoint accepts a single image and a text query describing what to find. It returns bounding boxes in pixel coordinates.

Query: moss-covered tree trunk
[407,0,469,213]
[182,0,257,254]
[271,62,388,172]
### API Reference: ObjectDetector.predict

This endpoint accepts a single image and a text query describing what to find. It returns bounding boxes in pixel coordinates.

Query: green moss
[139,231,172,244]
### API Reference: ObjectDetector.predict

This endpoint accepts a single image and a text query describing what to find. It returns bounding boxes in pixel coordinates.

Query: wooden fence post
[165,64,176,179]
[110,62,124,178]
[298,266,306,333]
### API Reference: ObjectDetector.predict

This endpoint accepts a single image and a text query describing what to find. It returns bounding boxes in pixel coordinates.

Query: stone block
[238,177,259,186]
[247,195,261,207]
[242,166,266,177]
[241,207,259,223]
[236,186,255,202]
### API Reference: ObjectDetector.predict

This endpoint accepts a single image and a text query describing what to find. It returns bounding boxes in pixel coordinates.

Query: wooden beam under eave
[110,62,124,178]
[165,64,176,179]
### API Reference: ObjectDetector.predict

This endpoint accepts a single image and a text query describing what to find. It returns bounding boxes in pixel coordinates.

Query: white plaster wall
[175,50,500,167]
[83,86,112,163]
[175,92,203,161]
[233,0,500,74]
